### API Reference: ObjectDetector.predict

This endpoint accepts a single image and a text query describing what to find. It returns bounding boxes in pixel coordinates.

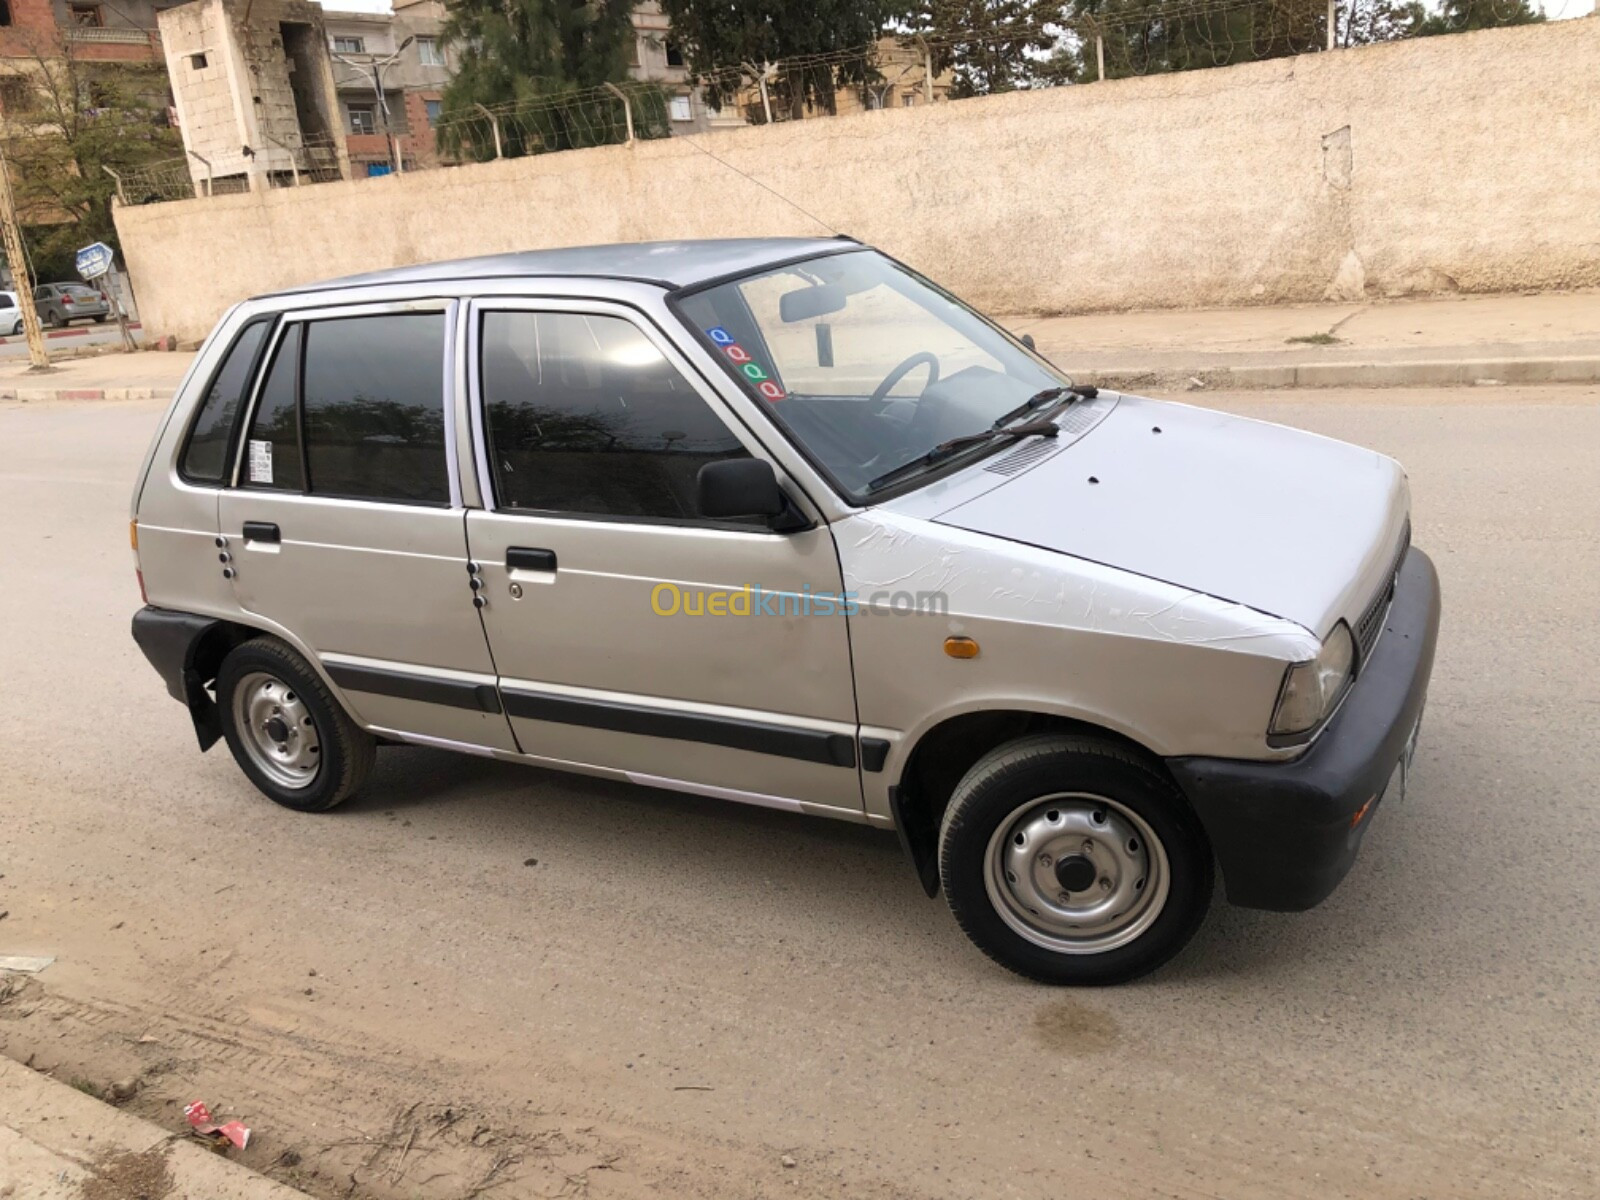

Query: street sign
[75,241,115,281]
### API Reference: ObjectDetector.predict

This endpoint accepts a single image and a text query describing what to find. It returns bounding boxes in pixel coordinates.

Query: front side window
[301,313,449,505]
[676,250,1065,499]
[480,311,748,521]
[181,317,272,483]
[242,324,304,492]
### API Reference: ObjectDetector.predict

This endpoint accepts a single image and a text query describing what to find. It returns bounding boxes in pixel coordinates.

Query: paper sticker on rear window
[248,438,273,484]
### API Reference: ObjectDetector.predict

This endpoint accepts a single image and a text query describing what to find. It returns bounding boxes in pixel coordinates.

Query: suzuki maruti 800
[130,239,1439,983]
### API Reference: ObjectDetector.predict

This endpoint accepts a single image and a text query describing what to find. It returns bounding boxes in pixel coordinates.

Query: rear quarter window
[179,317,273,484]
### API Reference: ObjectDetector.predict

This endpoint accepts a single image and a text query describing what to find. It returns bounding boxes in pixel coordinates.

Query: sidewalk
[0,349,191,403]
[1005,289,1600,389]
[3,290,1597,402]
[0,1055,308,1200]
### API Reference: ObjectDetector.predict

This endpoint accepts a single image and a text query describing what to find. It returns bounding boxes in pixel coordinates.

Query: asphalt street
[0,386,1595,1200]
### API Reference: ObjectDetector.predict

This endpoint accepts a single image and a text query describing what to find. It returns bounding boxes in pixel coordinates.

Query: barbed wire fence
[119,0,1546,205]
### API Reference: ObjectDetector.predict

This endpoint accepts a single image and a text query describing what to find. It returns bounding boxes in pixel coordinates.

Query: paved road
[0,387,1596,1200]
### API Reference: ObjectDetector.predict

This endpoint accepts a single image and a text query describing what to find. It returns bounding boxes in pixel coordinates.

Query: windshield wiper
[864,416,1061,494]
[991,387,1068,430]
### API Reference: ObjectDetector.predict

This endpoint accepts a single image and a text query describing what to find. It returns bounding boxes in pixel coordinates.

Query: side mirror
[697,458,787,521]
[1020,332,1036,351]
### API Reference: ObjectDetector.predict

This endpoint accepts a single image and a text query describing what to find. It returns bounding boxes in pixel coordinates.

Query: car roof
[258,237,860,301]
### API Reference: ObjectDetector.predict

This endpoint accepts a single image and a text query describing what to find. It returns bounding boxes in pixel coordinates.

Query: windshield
[676,250,1067,499]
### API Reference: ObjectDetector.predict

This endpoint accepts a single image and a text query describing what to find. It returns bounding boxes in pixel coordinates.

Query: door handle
[242,521,280,544]
[505,547,557,572]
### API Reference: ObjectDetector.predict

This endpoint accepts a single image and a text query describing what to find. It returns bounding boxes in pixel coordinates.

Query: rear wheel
[939,734,1212,985]
[217,638,374,812]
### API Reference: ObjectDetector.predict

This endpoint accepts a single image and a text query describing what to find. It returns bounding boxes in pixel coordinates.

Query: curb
[1059,355,1600,391]
[0,387,172,403]
[0,1055,310,1199]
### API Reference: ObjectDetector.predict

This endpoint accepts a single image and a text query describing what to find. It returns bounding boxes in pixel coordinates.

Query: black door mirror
[698,458,788,522]
[1020,332,1036,351]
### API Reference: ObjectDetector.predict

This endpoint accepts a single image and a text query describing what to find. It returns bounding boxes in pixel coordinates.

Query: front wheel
[216,638,375,812]
[939,734,1213,985]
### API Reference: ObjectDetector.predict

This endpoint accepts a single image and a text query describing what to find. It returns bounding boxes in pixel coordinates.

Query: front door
[462,301,862,816]
[219,301,517,754]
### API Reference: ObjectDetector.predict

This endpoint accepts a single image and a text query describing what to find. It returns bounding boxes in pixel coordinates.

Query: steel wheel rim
[984,792,1171,955]
[234,671,321,789]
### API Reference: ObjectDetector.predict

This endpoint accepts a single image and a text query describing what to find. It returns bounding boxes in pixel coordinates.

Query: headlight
[1270,622,1356,738]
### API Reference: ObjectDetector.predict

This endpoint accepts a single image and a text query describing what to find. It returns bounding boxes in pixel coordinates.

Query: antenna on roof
[675,134,839,237]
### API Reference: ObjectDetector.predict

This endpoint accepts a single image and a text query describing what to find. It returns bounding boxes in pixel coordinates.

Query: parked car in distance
[0,290,21,336]
[129,239,1439,985]
[33,281,110,328]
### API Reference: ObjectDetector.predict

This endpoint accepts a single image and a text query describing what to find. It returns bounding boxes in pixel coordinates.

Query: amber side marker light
[131,519,148,604]
[944,636,980,659]
[1350,794,1376,829]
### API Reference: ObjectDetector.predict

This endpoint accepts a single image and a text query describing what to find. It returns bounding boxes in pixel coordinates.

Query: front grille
[1354,522,1411,662]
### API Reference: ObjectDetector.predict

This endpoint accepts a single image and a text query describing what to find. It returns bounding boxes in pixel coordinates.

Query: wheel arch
[889,708,1180,899]
[131,608,346,752]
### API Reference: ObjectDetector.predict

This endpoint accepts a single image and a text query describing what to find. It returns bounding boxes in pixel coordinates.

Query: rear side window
[480,311,748,520]
[242,324,304,491]
[301,313,449,505]
[180,318,272,483]
[0,294,13,310]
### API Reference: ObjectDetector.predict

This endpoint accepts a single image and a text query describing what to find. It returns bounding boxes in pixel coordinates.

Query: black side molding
[325,662,503,714]
[859,737,890,773]
[502,688,857,768]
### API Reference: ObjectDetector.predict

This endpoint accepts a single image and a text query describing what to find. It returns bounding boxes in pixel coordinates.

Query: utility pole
[335,35,414,176]
[0,142,49,370]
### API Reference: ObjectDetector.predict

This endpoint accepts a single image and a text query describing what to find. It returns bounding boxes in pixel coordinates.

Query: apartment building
[322,0,449,175]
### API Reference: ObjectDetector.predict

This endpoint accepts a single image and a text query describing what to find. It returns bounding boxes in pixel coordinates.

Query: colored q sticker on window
[248,438,273,484]
[705,327,785,402]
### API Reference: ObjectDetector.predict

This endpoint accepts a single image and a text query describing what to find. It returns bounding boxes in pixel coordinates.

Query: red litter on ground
[184,1100,251,1149]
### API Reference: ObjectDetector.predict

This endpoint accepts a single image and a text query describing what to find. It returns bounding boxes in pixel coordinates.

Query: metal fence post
[1327,0,1337,49]
[187,150,213,197]
[602,81,634,143]
[101,165,126,205]
[743,61,775,124]
[473,103,503,158]
[1096,34,1106,81]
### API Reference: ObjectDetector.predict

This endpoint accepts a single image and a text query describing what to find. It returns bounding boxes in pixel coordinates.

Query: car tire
[94,314,108,324]
[8,320,18,337]
[216,637,375,812]
[938,733,1213,985]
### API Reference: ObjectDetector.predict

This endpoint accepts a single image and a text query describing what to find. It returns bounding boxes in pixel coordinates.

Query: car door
[218,299,518,754]
[463,300,863,817]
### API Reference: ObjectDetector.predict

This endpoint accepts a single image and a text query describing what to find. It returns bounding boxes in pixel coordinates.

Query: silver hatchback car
[131,239,1439,984]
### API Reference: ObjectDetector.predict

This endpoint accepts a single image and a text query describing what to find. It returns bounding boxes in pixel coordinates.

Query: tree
[438,0,640,158]
[1412,0,1542,36]
[913,0,1067,97]
[659,0,911,121]
[1,32,179,281]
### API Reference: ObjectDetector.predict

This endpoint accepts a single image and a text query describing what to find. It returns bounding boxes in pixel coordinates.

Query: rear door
[218,300,517,754]
[463,299,863,816]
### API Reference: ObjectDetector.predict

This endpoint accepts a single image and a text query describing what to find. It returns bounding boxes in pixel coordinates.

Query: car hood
[930,393,1409,634]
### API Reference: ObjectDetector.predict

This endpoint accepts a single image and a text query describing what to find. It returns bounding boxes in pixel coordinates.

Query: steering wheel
[869,352,940,406]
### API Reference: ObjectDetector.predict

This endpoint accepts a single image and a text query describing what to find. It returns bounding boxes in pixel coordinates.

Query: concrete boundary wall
[116,19,1600,342]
